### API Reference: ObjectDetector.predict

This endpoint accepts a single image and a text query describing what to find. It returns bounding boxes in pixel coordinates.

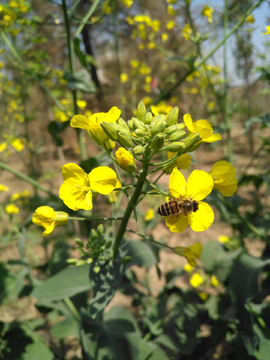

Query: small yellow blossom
[166,20,175,30]
[190,272,204,287]
[32,206,68,237]
[246,15,255,24]
[5,204,19,214]
[11,139,24,152]
[198,292,208,301]
[147,42,155,50]
[0,184,9,191]
[190,87,198,94]
[218,235,230,243]
[59,164,117,211]
[211,275,219,287]
[120,73,128,83]
[163,153,191,175]
[120,0,133,8]
[139,63,151,75]
[115,147,137,172]
[207,101,215,110]
[261,26,270,35]
[209,161,237,196]
[202,5,214,23]
[145,75,152,84]
[183,263,194,273]
[130,59,140,68]
[174,243,203,266]
[167,5,177,15]
[145,209,155,221]
[151,101,173,116]
[142,96,152,106]
[184,114,222,143]
[182,23,192,40]
[161,33,168,42]
[0,142,7,152]
[77,99,87,109]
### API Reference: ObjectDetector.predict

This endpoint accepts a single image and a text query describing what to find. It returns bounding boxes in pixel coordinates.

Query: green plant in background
[0,0,270,359]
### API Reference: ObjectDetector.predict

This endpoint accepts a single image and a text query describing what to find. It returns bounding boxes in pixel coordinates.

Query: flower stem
[0,161,57,198]
[112,146,152,257]
[126,228,173,250]
[69,216,123,221]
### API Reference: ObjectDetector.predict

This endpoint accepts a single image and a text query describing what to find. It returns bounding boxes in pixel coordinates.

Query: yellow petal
[89,166,117,195]
[186,170,213,200]
[188,201,214,232]
[61,163,87,185]
[42,223,55,237]
[193,120,213,140]
[183,113,195,132]
[169,167,187,198]
[70,115,90,130]
[165,214,189,233]
[204,133,222,143]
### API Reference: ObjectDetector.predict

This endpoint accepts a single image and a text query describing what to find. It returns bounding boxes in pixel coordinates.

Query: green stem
[69,216,123,221]
[112,146,152,257]
[137,171,164,204]
[62,0,87,161]
[155,0,264,103]
[112,0,126,118]
[63,298,81,322]
[74,0,101,37]
[0,161,57,198]
[126,228,174,250]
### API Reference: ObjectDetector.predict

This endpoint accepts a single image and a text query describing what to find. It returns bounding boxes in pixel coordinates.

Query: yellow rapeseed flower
[70,107,121,146]
[120,0,133,8]
[167,5,177,15]
[261,26,270,35]
[59,163,117,211]
[218,235,230,243]
[0,142,7,152]
[151,101,173,116]
[11,139,24,152]
[145,209,155,221]
[108,178,121,203]
[166,20,175,30]
[202,5,214,23]
[164,168,214,232]
[32,206,68,237]
[190,272,204,287]
[184,113,222,143]
[246,15,255,24]
[120,73,128,83]
[209,161,237,196]
[211,275,219,287]
[5,204,19,214]
[182,23,192,40]
[77,99,87,109]
[161,32,168,42]
[198,292,208,301]
[115,147,137,172]
[130,59,140,68]
[163,153,191,175]
[183,263,194,273]
[0,184,9,191]
[174,243,203,266]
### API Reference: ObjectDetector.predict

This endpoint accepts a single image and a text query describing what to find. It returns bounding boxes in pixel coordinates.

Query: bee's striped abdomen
[157,200,180,216]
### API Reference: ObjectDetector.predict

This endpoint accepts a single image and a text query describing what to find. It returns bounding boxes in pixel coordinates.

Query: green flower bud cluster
[101,118,133,148]
[66,224,112,266]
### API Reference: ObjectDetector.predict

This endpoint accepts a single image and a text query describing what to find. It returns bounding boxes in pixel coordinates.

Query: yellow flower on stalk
[161,33,168,42]
[130,59,140,68]
[145,209,155,221]
[184,263,194,273]
[0,184,9,191]
[5,204,19,214]
[209,161,237,196]
[120,0,133,8]
[166,20,175,30]
[163,153,191,175]
[59,164,117,211]
[32,206,68,237]
[198,292,208,301]
[70,107,121,146]
[218,235,230,243]
[77,99,87,109]
[11,190,30,201]
[108,178,121,203]
[174,243,202,266]
[182,23,192,40]
[261,26,270,35]
[0,142,7,152]
[165,168,214,233]
[167,5,177,15]
[115,147,137,172]
[246,15,255,24]
[151,101,173,116]
[211,275,219,287]
[120,73,128,83]
[184,114,222,143]
[202,5,214,23]
[190,272,204,287]
[11,139,24,152]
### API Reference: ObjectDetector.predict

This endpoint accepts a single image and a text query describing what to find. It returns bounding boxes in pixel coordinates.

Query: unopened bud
[186,139,203,152]
[135,128,145,137]
[121,256,133,264]
[151,120,166,137]
[165,123,185,135]
[90,229,99,240]
[87,258,93,264]
[152,134,164,151]
[145,112,153,124]
[100,122,118,141]
[66,258,78,265]
[75,238,84,247]
[133,117,145,129]
[117,117,130,131]
[166,107,179,126]
[118,132,133,148]
[76,260,86,266]
[93,266,100,273]
[169,130,186,142]
[97,224,104,237]
[137,101,147,123]
[181,133,200,152]
[133,145,145,155]
[166,142,186,152]
[127,119,134,130]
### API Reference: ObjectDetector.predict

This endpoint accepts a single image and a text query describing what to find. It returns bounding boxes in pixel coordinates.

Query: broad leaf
[21,342,54,360]
[122,240,157,269]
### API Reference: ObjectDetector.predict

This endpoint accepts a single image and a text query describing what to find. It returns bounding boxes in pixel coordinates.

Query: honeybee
[157,198,199,217]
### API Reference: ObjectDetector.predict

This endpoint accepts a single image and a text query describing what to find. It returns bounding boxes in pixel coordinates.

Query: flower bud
[133,117,145,129]
[100,122,118,141]
[165,123,185,135]
[150,114,165,128]
[133,145,145,155]
[66,258,78,265]
[145,112,153,124]
[135,128,145,137]
[151,120,166,137]
[118,132,133,148]
[181,133,200,152]
[90,229,99,240]
[76,260,86,266]
[106,241,112,249]
[117,117,130,131]
[169,130,186,142]
[115,147,137,172]
[166,106,179,126]
[93,266,100,273]
[152,134,164,151]
[121,256,133,264]
[187,139,203,152]
[75,238,84,247]
[97,224,104,237]
[127,119,134,130]
[166,142,186,152]
[137,101,147,123]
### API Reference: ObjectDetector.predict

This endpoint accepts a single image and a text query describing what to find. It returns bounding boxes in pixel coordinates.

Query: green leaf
[65,72,96,93]
[122,240,157,269]
[32,264,91,301]
[89,259,125,318]
[21,342,54,360]
[51,316,80,339]
[254,339,270,360]
[201,241,242,282]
